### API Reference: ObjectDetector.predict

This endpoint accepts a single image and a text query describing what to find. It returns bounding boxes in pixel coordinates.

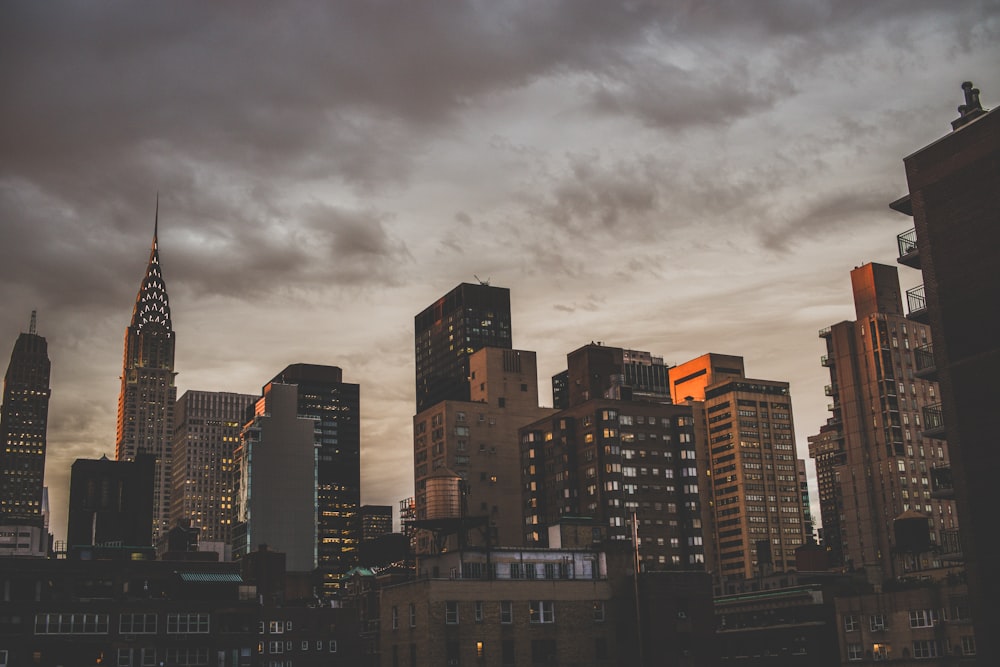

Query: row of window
[265,641,337,654]
[391,600,605,628]
[36,612,211,636]
[847,637,975,661]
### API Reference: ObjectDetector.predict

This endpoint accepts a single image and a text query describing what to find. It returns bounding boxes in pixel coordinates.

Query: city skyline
[2,3,998,544]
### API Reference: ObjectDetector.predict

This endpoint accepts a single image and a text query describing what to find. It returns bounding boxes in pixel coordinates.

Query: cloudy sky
[2,1,998,543]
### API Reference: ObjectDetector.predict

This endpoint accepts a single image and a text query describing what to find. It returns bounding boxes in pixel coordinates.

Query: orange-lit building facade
[671,353,810,580]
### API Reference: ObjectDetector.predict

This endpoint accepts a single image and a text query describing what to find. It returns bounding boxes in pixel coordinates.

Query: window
[34,613,110,635]
[847,644,863,661]
[592,601,605,622]
[164,648,208,666]
[167,614,210,635]
[501,640,515,667]
[476,641,485,659]
[528,601,555,624]
[912,640,939,659]
[500,601,513,624]
[446,601,459,624]
[269,620,284,634]
[475,601,484,622]
[961,636,976,655]
[869,613,887,631]
[873,643,889,661]
[844,614,859,632]
[908,609,936,628]
[531,639,557,664]
[120,613,157,634]
[391,606,399,630]
[301,641,309,651]
[268,642,283,654]
[329,640,338,653]
[409,603,416,628]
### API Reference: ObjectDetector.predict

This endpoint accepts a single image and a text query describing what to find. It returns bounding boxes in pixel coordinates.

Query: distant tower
[115,203,177,544]
[414,283,512,413]
[671,353,810,580]
[0,312,52,534]
[171,390,256,551]
[810,263,956,580]
[268,364,361,595]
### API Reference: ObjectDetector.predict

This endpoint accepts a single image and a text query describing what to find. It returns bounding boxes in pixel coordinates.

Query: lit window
[529,601,555,624]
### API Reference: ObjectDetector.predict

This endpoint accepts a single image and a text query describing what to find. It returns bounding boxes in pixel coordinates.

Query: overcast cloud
[2,0,998,541]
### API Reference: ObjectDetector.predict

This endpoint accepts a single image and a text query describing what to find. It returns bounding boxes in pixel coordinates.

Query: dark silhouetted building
[67,454,155,553]
[889,82,997,663]
[360,505,392,541]
[115,212,177,544]
[553,343,671,409]
[0,312,51,556]
[171,390,256,556]
[269,363,361,595]
[414,282,511,413]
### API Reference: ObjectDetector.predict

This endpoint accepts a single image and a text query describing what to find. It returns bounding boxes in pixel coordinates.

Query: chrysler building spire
[115,199,178,544]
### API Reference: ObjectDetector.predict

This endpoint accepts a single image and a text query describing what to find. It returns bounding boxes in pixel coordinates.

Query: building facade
[269,364,361,595]
[171,390,256,552]
[360,505,393,542]
[413,348,554,552]
[414,283,512,413]
[0,312,51,557]
[671,353,810,581]
[520,399,707,571]
[233,383,317,573]
[888,82,998,662]
[115,218,177,544]
[67,455,155,552]
[552,343,672,409]
[811,264,956,581]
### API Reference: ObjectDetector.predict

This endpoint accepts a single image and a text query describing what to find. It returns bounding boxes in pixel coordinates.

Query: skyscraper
[0,312,51,557]
[0,312,51,523]
[233,382,317,573]
[414,282,512,413]
[810,264,956,580]
[269,364,360,595]
[671,353,810,580]
[171,390,256,551]
[115,211,177,543]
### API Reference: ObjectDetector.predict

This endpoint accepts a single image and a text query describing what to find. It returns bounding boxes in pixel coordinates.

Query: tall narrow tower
[115,206,177,543]
[414,282,512,413]
[0,311,52,527]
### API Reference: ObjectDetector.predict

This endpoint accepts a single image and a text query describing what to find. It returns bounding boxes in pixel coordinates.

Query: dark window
[531,639,557,665]
[502,640,515,667]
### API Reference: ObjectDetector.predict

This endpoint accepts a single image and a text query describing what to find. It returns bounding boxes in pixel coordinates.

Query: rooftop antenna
[474,274,491,286]
[29,310,37,335]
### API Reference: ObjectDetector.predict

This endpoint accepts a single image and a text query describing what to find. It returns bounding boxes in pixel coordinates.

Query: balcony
[913,344,936,380]
[897,228,921,269]
[818,326,832,338]
[821,354,834,367]
[827,402,838,412]
[906,284,929,323]
[930,465,954,500]
[921,403,945,439]
[824,384,837,397]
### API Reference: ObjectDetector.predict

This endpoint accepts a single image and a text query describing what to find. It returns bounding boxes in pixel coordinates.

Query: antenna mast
[29,310,37,335]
